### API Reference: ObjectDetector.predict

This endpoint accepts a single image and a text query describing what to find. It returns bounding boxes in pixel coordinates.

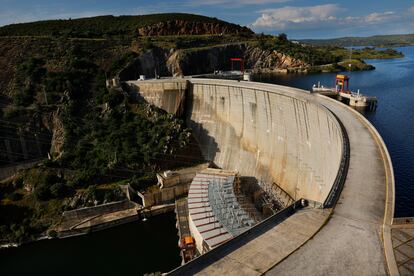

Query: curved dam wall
[126,79,344,205]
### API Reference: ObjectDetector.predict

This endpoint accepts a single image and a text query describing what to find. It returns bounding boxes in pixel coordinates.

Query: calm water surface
[254,45,414,217]
[0,213,181,276]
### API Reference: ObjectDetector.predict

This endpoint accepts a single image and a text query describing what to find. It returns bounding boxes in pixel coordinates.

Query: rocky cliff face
[49,109,65,159]
[170,44,307,75]
[137,20,253,36]
[119,43,308,80]
[0,113,52,166]
[118,47,171,80]
[244,46,306,72]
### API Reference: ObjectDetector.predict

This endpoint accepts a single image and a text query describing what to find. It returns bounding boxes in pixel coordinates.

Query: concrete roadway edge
[319,95,398,276]
[258,94,397,276]
[260,208,333,275]
[346,106,396,275]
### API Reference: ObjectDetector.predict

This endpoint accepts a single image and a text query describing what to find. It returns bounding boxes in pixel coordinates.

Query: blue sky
[0,0,413,39]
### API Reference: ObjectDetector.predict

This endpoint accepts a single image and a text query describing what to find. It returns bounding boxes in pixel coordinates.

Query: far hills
[301,33,414,47]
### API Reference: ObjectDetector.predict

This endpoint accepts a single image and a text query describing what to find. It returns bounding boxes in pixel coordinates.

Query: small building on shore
[137,163,209,207]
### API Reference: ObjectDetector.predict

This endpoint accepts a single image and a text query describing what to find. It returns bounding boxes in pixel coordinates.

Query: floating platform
[312,75,378,111]
[338,91,378,110]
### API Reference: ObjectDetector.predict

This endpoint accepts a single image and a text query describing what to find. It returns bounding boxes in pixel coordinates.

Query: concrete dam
[126,78,396,275]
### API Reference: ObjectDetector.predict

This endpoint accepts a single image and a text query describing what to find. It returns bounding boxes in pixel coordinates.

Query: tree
[278,33,288,41]
[50,183,71,198]
[34,184,51,201]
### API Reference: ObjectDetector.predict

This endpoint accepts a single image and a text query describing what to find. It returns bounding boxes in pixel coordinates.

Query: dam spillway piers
[124,78,396,275]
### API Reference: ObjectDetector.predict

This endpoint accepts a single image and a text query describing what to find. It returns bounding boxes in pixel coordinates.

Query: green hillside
[301,33,414,47]
[0,13,248,39]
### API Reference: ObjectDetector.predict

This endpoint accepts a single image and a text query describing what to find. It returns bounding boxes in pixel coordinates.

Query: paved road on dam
[265,92,394,275]
[194,207,330,275]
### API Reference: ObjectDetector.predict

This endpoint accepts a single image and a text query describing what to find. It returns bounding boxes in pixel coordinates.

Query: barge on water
[312,74,378,111]
[175,198,196,264]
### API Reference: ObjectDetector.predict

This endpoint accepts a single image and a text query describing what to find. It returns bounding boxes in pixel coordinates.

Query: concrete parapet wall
[125,79,188,116]
[130,78,344,205]
[138,183,190,207]
[62,200,135,221]
[157,172,196,188]
[58,213,139,238]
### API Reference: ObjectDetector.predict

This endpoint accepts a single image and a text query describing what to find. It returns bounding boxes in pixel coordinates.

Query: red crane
[230,58,245,73]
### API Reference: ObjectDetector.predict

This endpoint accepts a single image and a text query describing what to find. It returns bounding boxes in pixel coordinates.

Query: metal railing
[322,109,350,208]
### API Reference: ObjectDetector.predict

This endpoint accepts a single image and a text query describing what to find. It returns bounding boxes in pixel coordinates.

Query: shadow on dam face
[184,90,219,163]
[125,78,345,206]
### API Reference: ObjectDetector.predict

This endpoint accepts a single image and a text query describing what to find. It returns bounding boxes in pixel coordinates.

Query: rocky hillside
[119,43,307,80]
[137,20,252,36]
[0,13,251,39]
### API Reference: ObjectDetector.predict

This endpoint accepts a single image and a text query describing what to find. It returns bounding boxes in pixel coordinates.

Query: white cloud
[252,4,341,29]
[252,4,403,34]
[343,11,396,25]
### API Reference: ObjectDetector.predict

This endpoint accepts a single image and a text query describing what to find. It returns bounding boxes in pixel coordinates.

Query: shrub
[8,192,23,201]
[13,88,34,106]
[103,187,124,202]
[31,171,64,201]
[34,184,51,201]
[50,182,72,198]
[48,229,58,238]
[3,106,22,118]
[103,89,125,108]
[141,37,154,50]
[278,33,288,41]
[13,177,24,189]
[85,185,98,199]
[130,173,156,191]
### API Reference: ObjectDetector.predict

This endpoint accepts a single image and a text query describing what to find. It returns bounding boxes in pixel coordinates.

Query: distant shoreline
[300,33,414,48]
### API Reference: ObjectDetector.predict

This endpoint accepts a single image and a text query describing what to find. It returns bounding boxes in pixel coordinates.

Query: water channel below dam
[0,213,181,276]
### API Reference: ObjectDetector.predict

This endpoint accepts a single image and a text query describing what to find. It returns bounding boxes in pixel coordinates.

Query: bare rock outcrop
[49,109,65,159]
[119,43,308,81]
[118,48,171,80]
[244,46,307,72]
[137,20,253,36]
